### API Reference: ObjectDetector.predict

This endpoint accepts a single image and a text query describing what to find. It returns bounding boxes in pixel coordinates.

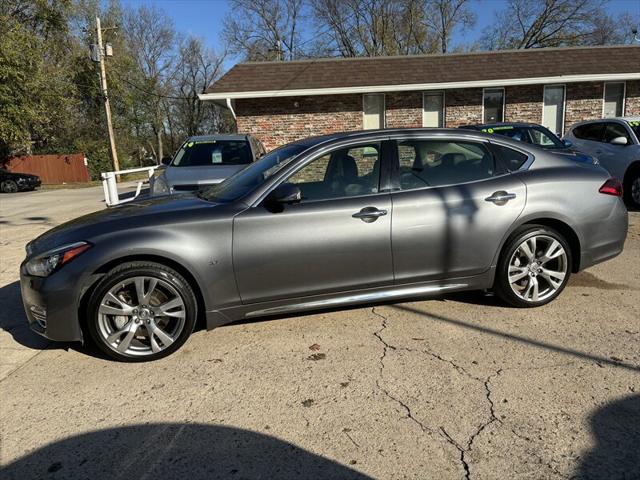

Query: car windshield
[626,120,640,141]
[198,143,309,203]
[482,125,564,149]
[171,139,252,167]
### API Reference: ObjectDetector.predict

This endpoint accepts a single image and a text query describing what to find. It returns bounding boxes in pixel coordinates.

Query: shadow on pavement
[1,423,371,480]
[577,395,640,479]
[391,304,640,372]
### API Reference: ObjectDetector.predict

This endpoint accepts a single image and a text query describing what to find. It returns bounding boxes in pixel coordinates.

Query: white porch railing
[101,166,159,206]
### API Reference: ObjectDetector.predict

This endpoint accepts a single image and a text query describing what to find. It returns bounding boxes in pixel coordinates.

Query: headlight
[25,242,92,277]
[151,173,170,195]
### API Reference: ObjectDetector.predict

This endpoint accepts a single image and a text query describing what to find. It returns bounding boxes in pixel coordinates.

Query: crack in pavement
[371,306,505,480]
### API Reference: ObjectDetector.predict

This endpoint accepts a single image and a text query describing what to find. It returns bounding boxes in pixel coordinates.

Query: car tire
[624,170,640,210]
[86,261,197,362]
[494,225,572,308]
[1,180,18,193]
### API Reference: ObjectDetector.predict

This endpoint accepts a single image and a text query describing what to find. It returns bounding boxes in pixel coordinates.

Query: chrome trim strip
[245,283,467,317]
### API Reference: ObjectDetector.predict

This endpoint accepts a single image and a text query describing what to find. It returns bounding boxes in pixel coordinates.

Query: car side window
[491,144,529,172]
[603,123,631,144]
[285,143,381,201]
[396,139,495,190]
[573,123,605,142]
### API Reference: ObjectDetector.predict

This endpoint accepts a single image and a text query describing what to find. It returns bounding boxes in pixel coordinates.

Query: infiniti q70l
[20,129,627,361]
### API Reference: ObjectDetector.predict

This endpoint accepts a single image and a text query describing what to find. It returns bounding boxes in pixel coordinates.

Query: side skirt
[204,268,495,330]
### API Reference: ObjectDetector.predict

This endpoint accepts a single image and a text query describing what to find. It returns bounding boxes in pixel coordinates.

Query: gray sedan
[20,129,628,361]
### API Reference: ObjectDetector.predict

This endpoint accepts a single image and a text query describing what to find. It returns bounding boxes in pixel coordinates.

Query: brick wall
[235,94,362,151]
[565,82,604,132]
[625,80,640,116]
[235,81,638,150]
[505,85,543,123]
[444,88,482,127]
[386,92,422,128]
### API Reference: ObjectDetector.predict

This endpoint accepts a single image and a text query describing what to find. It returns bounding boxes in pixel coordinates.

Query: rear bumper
[579,199,628,270]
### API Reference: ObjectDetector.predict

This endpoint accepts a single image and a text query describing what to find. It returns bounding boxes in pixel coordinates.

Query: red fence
[3,154,91,184]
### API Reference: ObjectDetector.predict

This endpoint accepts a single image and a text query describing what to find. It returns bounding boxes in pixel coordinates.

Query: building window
[363,93,385,130]
[482,88,504,123]
[603,82,625,118]
[423,92,444,127]
[542,85,565,136]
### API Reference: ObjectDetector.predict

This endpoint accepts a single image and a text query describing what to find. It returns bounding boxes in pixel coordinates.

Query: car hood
[27,194,216,256]
[164,165,246,185]
[7,172,39,180]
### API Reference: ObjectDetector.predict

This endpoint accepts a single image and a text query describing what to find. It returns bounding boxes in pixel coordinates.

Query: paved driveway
[1,187,639,479]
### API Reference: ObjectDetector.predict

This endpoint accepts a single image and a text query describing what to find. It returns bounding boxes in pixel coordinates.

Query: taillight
[599,178,623,197]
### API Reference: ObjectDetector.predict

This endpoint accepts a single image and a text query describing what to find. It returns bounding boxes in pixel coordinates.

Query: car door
[389,137,527,283]
[233,141,394,304]
[566,122,606,158]
[592,122,635,180]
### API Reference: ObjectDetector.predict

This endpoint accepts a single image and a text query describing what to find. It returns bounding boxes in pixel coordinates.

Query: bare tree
[169,36,232,143]
[423,0,475,53]
[124,5,175,161]
[481,0,606,49]
[223,0,304,61]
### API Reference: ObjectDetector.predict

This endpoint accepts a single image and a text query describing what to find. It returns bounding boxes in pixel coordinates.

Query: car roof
[459,122,543,129]
[186,134,250,142]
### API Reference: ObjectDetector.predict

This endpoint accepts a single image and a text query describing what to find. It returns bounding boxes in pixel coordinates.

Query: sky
[120,0,640,69]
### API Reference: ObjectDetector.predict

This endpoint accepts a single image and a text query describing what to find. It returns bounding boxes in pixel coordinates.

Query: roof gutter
[198,72,640,101]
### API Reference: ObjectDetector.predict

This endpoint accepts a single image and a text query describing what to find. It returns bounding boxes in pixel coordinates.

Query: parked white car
[564,117,640,208]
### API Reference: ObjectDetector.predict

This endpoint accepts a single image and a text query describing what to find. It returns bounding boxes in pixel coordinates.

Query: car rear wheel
[86,261,197,361]
[625,172,640,209]
[1,180,18,193]
[495,225,571,308]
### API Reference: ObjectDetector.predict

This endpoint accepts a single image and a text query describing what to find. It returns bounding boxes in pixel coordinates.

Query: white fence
[101,166,158,206]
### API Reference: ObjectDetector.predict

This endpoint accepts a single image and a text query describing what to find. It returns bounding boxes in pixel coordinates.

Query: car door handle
[485,191,516,205]
[352,207,388,222]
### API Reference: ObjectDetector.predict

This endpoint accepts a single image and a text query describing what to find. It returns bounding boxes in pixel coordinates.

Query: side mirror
[161,156,172,166]
[562,139,573,148]
[268,183,302,204]
[610,136,628,146]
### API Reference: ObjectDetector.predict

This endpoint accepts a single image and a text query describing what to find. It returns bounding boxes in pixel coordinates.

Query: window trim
[482,87,505,123]
[422,91,445,127]
[362,93,386,130]
[542,84,566,136]
[602,81,626,118]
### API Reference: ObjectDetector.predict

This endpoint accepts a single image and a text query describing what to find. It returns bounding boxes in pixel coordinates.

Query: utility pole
[95,16,120,175]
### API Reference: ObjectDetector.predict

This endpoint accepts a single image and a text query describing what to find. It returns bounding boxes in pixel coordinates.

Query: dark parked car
[21,129,627,361]
[1,168,41,193]
[459,122,596,165]
[150,134,267,195]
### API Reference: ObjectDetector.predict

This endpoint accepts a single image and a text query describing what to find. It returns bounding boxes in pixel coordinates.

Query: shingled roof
[200,45,640,100]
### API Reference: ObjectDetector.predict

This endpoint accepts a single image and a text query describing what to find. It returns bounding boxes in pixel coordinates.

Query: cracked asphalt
[1,186,639,479]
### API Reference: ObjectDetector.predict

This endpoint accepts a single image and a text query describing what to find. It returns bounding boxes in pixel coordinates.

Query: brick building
[200,46,640,151]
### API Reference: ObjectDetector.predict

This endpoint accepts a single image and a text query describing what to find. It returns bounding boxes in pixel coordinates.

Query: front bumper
[20,264,85,342]
[17,177,41,190]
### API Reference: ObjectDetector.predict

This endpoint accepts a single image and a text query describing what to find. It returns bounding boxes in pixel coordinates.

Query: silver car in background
[150,134,266,195]
[564,117,640,208]
[20,129,628,361]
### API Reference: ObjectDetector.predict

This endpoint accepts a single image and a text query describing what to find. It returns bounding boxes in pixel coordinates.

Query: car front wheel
[86,261,197,361]
[495,225,572,308]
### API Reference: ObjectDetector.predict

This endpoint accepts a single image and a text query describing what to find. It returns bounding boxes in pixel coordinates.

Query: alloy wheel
[2,180,18,193]
[96,276,186,356]
[508,235,568,302]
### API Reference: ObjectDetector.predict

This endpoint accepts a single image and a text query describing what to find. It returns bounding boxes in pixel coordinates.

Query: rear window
[172,140,252,167]
[572,123,605,142]
[490,144,529,172]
